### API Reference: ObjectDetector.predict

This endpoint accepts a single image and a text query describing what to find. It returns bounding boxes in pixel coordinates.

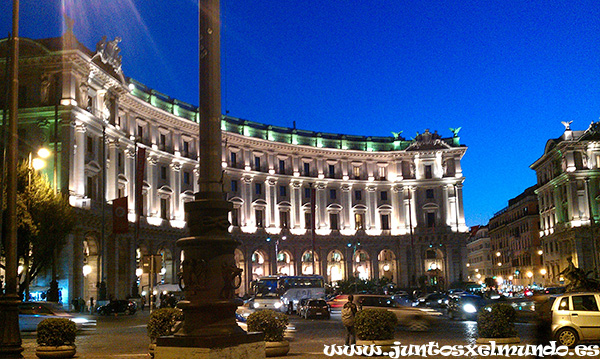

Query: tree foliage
[1,162,76,294]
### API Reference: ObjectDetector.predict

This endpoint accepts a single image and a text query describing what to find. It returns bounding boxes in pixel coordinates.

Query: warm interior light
[540,268,547,275]
[136,268,143,277]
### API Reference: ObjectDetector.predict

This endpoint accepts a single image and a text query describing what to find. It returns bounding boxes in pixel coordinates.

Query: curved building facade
[0,32,468,306]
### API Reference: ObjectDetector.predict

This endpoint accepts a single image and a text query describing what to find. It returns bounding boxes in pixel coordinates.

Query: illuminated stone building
[531,122,600,285]
[488,186,542,287]
[466,226,492,284]
[0,32,469,306]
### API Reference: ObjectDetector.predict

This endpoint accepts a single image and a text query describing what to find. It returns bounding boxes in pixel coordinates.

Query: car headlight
[274,302,282,309]
[253,302,260,309]
[71,318,89,324]
[463,304,477,313]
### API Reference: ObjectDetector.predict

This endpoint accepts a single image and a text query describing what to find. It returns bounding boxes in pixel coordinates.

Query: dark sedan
[300,299,330,319]
[96,300,137,316]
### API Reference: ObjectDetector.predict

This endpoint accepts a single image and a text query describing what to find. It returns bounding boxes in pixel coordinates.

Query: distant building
[488,185,542,287]
[466,225,492,284]
[0,31,469,306]
[531,122,600,285]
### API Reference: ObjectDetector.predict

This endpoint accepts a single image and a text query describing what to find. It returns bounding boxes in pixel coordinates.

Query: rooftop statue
[561,121,573,131]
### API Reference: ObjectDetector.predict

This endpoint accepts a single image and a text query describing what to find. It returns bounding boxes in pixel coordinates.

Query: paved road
[17,309,592,359]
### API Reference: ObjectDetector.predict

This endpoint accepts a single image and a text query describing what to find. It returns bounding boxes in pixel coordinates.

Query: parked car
[299,299,330,319]
[551,292,600,347]
[446,294,488,321]
[96,300,137,316]
[355,294,441,331]
[18,302,96,332]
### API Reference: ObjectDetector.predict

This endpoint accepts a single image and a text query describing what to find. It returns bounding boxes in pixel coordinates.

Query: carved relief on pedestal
[220,261,243,300]
[180,258,208,294]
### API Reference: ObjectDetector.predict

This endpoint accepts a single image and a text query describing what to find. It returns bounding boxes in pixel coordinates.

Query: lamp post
[0,0,23,356]
[23,150,49,301]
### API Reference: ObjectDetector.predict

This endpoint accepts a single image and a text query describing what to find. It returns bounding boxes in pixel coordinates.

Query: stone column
[73,122,87,198]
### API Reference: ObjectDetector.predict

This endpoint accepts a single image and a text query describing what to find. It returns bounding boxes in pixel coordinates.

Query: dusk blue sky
[2,1,600,227]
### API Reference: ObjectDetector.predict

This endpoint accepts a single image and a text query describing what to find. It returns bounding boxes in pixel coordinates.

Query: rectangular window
[231,208,239,227]
[328,164,335,178]
[160,133,166,148]
[355,213,364,230]
[378,166,386,180]
[380,191,388,201]
[86,136,94,154]
[254,156,261,171]
[304,187,311,199]
[330,189,337,200]
[355,190,362,201]
[117,152,123,171]
[160,166,167,180]
[427,212,435,227]
[280,211,289,229]
[426,189,434,199]
[353,166,361,179]
[230,152,237,167]
[305,212,312,229]
[137,125,144,139]
[183,171,191,185]
[231,180,238,192]
[255,183,262,195]
[86,176,97,200]
[255,209,264,228]
[425,165,432,179]
[279,185,287,197]
[381,214,390,230]
[303,162,310,176]
[183,140,190,155]
[160,198,168,219]
[279,159,286,174]
[330,213,339,230]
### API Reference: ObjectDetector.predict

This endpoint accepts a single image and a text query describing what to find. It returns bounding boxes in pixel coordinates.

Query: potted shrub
[355,308,398,352]
[247,309,289,357]
[36,318,77,358]
[476,303,520,344]
[147,308,183,357]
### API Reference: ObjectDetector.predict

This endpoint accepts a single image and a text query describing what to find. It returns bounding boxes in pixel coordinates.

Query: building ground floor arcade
[22,208,467,308]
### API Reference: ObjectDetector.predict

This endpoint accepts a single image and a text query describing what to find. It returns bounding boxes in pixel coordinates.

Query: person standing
[341,294,358,345]
[89,297,94,314]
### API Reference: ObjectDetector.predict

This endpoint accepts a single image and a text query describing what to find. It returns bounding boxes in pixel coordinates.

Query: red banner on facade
[135,146,146,241]
[135,147,146,217]
[112,196,129,234]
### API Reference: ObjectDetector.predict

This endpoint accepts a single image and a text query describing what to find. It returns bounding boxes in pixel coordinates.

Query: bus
[252,275,325,313]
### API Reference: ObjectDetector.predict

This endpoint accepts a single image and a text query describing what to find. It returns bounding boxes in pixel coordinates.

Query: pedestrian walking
[89,297,94,314]
[141,296,146,311]
[341,294,358,345]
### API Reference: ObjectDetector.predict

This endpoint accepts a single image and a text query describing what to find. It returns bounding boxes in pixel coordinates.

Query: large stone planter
[36,345,76,359]
[476,337,520,344]
[265,340,290,357]
[356,339,396,355]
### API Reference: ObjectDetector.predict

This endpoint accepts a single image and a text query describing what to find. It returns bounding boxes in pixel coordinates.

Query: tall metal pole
[156,1,262,353]
[0,0,24,356]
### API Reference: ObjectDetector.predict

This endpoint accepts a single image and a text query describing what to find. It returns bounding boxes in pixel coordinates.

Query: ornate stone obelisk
[155,0,264,357]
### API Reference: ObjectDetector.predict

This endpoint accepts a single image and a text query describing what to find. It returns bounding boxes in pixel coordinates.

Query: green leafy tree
[1,162,75,298]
